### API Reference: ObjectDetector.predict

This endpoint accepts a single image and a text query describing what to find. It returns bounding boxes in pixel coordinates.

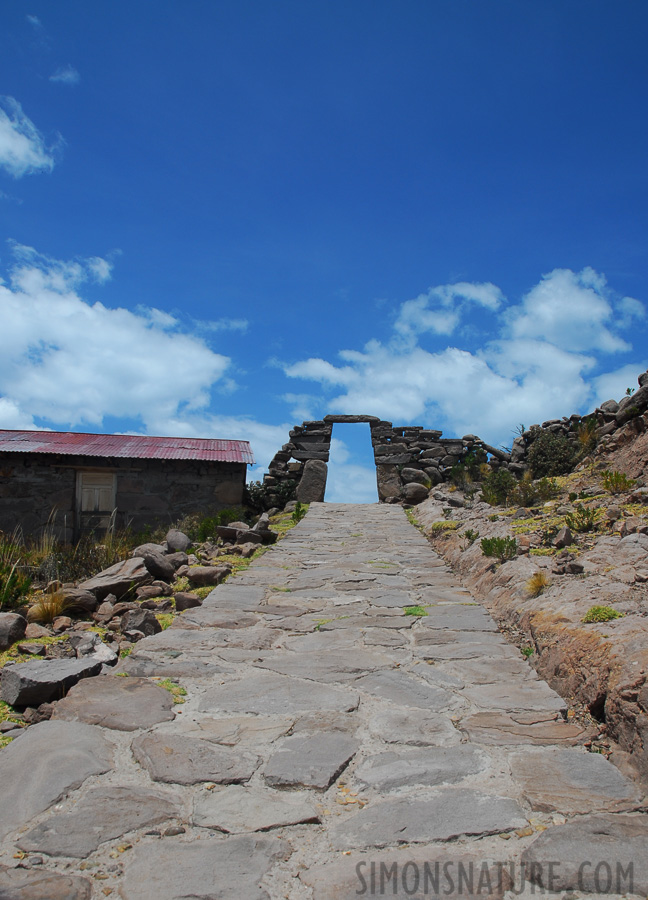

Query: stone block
[1,658,102,706]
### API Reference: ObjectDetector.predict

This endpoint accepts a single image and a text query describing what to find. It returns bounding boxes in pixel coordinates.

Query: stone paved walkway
[2,503,648,899]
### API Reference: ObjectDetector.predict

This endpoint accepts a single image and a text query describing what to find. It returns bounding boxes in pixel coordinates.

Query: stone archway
[262,415,512,504]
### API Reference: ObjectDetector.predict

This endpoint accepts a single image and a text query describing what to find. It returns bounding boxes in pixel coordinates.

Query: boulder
[0,612,27,650]
[174,592,203,612]
[120,608,162,637]
[165,551,189,569]
[131,542,167,558]
[376,465,401,501]
[553,526,573,549]
[78,557,152,601]
[166,529,191,552]
[296,459,328,503]
[68,632,118,666]
[401,467,431,486]
[402,482,429,504]
[142,549,176,582]
[1,658,102,706]
[186,565,231,588]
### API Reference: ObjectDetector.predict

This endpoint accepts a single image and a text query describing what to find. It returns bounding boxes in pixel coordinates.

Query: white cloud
[505,267,639,353]
[283,267,647,446]
[199,318,248,333]
[49,65,80,85]
[325,463,378,503]
[395,281,504,340]
[0,97,60,177]
[0,246,231,430]
[592,363,648,408]
[281,393,318,421]
[26,15,42,29]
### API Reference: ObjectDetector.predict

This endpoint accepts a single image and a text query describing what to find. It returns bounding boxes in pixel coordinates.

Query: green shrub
[582,605,623,623]
[480,536,517,561]
[291,502,307,524]
[403,605,427,617]
[481,469,517,506]
[565,504,597,533]
[245,478,297,513]
[527,431,576,478]
[601,470,635,495]
[510,474,559,508]
[464,528,480,545]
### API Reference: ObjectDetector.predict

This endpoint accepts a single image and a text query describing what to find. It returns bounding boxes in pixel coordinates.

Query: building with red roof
[0,430,254,540]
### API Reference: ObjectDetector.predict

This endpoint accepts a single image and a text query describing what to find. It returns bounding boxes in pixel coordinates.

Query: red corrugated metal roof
[0,430,255,464]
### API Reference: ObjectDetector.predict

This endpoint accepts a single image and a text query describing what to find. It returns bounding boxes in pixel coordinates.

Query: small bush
[430,521,459,533]
[481,469,517,506]
[576,418,598,457]
[526,571,550,597]
[565,504,597,533]
[291,502,307,524]
[246,478,297,513]
[480,536,517,562]
[521,646,534,658]
[0,531,32,610]
[510,473,559,508]
[464,528,480,545]
[582,605,623,624]
[527,431,576,478]
[601,470,635,495]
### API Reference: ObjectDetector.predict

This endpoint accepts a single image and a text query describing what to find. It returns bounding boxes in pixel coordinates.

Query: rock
[238,541,259,558]
[401,467,431,486]
[198,672,360,716]
[92,599,116,624]
[68,632,118,666]
[0,658,102,706]
[24,622,50,639]
[52,675,175,731]
[264,733,359,790]
[376,465,401,501]
[521,814,648,894]
[131,542,167,557]
[0,720,114,842]
[119,835,290,900]
[553,525,573,549]
[353,746,486,791]
[52,615,72,632]
[166,529,191,552]
[296,458,328,502]
[78,557,152,601]
[17,642,46,656]
[132,732,260,784]
[142,549,176,582]
[332,790,527,849]
[22,702,55,724]
[18,785,181,858]
[120,608,163,637]
[354,669,455,710]
[0,866,92,899]
[236,529,262,545]
[136,584,167,601]
[59,587,99,614]
[600,399,620,413]
[0,611,27,650]
[186,565,231,587]
[510,747,643,813]
[193,785,320,833]
[368,709,461,747]
[461,712,590,745]
[165,551,189,569]
[173,591,203,612]
[402,482,429,504]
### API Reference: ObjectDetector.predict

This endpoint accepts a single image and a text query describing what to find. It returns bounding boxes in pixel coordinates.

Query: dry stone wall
[263,414,513,504]
[263,370,648,505]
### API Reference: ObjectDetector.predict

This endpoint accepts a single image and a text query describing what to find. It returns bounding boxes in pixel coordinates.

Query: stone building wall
[0,454,247,540]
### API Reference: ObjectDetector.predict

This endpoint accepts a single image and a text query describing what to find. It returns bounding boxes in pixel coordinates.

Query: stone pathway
[2,503,648,899]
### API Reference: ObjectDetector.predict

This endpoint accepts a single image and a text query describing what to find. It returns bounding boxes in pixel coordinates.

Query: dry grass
[526,571,551,598]
[26,590,74,624]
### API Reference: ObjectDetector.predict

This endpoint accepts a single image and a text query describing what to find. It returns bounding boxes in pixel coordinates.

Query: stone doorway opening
[324,423,379,503]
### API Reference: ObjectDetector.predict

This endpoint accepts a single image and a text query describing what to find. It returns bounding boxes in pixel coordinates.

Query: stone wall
[263,414,513,504]
[0,454,247,540]
[509,370,648,470]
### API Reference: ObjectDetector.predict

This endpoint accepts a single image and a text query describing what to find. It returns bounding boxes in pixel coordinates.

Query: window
[76,470,116,532]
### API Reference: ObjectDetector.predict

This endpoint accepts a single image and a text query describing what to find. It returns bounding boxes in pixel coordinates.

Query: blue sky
[1,1,647,501]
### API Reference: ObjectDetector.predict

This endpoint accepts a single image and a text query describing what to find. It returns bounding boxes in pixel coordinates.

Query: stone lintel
[323,415,380,424]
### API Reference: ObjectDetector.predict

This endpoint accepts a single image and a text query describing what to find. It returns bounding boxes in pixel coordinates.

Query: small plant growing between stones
[565,504,597,533]
[582,605,623,624]
[429,521,459,534]
[463,528,480,546]
[526,571,550,597]
[26,589,74,624]
[601,470,636,494]
[480,536,517,562]
[576,418,598,457]
[403,605,427,617]
[521,646,534,658]
[157,678,187,703]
